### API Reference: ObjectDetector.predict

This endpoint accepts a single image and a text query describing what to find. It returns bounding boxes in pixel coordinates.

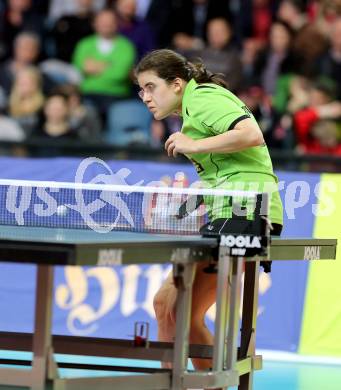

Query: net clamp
[133,321,150,348]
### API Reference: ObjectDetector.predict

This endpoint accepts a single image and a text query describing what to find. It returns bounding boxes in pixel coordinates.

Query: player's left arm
[165,118,264,157]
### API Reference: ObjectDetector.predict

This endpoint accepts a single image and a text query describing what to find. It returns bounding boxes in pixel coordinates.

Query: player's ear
[173,77,185,94]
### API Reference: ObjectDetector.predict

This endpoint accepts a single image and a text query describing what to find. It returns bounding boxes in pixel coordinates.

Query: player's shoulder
[192,83,221,95]
[187,83,236,112]
[190,83,235,101]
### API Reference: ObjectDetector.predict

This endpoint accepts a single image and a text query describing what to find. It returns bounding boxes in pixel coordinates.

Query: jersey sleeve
[188,87,252,135]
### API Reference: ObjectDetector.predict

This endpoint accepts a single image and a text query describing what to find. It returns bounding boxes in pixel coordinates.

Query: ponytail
[187,61,229,89]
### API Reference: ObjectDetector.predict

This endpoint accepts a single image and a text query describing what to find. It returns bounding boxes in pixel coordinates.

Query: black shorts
[200,218,283,273]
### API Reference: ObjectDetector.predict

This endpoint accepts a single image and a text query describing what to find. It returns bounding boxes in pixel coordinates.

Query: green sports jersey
[181,79,283,225]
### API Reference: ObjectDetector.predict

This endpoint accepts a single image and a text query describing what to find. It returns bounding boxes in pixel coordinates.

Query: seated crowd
[0,0,340,155]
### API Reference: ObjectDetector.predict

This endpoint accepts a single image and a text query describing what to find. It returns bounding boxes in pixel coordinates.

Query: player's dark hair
[135,49,229,89]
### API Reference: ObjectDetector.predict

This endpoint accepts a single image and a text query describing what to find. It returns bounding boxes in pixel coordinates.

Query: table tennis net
[0,180,262,234]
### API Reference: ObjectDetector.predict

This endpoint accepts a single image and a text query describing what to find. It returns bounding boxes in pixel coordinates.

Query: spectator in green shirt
[72,8,136,117]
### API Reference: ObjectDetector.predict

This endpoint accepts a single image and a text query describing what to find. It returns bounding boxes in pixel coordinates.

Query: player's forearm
[193,128,264,154]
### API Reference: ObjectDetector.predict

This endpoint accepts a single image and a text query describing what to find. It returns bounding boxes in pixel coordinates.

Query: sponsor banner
[0,263,35,333]
[0,157,330,353]
[299,174,341,356]
[0,262,170,337]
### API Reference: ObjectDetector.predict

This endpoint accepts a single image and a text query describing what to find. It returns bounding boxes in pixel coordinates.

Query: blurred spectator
[149,118,167,147]
[310,119,341,151]
[113,0,155,60]
[0,0,45,60]
[39,59,82,86]
[238,85,272,129]
[0,0,339,161]
[34,93,75,139]
[110,0,174,47]
[0,111,25,141]
[0,86,6,109]
[194,17,242,92]
[172,0,231,54]
[241,38,264,87]
[172,32,205,57]
[49,0,95,62]
[251,21,297,96]
[48,0,105,22]
[72,8,136,117]
[277,0,308,32]
[307,0,340,32]
[146,115,183,148]
[285,75,311,113]
[172,0,230,41]
[251,0,273,44]
[144,0,174,47]
[8,66,44,136]
[271,75,312,149]
[133,0,152,19]
[226,0,251,45]
[54,84,102,140]
[229,0,274,47]
[294,78,341,154]
[315,17,341,99]
[237,85,289,148]
[0,32,57,96]
[0,0,50,15]
[273,74,311,115]
[291,23,329,77]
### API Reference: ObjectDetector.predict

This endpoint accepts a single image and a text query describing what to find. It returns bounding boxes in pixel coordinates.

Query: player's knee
[190,309,206,331]
[190,313,205,329]
[153,292,164,317]
[189,316,207,340]
[153,292,168,320]
[153,293,176,326]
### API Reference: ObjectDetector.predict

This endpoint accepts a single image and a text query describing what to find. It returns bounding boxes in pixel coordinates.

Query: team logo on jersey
[201,121,215,134]
[241,105,252,117]
[190,158,205,173]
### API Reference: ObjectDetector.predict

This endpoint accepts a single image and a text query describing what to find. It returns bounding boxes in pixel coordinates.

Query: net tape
[0,179,267,234]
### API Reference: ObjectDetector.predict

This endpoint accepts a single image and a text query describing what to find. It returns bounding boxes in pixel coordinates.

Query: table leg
[238,261,260,390]
[212,247,231,372]
[31,264,57,390]
[225,257,243,371]
[172,262,196,390]
[0,264,56,389]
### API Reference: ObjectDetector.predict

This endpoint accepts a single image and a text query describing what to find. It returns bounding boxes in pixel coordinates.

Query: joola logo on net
[220,235,262,249]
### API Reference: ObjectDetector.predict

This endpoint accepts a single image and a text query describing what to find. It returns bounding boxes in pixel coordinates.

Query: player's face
[137,71,183,120]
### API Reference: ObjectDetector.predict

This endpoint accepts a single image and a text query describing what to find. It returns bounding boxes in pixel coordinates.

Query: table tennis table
[0,225,337,390]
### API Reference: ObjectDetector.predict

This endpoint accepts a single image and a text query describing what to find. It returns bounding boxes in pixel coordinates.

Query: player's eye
[138,84,156,100]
